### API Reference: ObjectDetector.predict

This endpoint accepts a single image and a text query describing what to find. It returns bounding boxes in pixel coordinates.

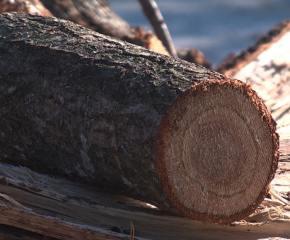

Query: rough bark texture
[39,0,170,56]
[0,0,212,67]
[0,13,278,224]
[0,12,219,213]
[38,0,211,66]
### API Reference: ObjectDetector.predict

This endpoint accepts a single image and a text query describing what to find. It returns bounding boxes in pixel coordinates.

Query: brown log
[39,0,212,66]
[177,48,212,69]
[39,0,131,40]
[0,0,211,67]
[0,0,52,16]
[0,0,169,56]
[38,0,170,56]
[38,0,211,67]
[0,12,279,224]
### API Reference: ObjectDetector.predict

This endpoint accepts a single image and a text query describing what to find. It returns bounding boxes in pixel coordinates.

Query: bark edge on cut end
[155,79,279,224]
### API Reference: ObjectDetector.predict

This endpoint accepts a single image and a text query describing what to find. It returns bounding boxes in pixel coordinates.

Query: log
[0,12,279,224]
[38,0,212,67]
[0,0,212,67]
[39,0,131,40]
[176,48,212,69]
[0,0,53,17]
[38,0,170,56]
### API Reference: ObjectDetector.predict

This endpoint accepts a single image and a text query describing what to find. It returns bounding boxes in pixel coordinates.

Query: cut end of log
[155,79,279,224]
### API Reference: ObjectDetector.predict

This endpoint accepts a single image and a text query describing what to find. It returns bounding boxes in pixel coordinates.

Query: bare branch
[139,0,177,57]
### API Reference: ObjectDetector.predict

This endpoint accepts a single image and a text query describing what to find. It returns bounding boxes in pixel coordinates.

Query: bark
[0,13,279,224]
[0,0,212,67]
[38,0,211,67]
[39,0,170,56]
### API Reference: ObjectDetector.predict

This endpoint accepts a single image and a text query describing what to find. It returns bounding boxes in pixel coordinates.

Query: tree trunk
[0,12,279,224]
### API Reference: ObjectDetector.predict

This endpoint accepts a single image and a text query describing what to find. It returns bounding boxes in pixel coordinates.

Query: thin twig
[0,193,31,212]
[129,221,135,240]
[269,188,290,206]
[138,0,177,57]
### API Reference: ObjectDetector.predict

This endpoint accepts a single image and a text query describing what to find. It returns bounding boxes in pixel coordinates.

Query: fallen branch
[138,0,177,57]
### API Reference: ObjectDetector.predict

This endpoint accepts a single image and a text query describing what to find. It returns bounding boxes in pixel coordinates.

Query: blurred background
[109,0,290,67]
